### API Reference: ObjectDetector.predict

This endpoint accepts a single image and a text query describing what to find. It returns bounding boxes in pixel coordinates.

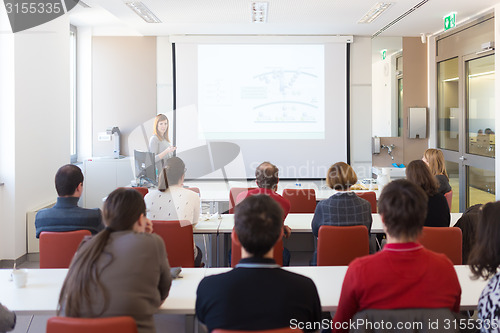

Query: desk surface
[1,265,485,315]
[212,213,463,234]
[183,180,379,202]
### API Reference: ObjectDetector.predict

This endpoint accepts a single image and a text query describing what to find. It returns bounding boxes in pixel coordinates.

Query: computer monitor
[134,150,157,186]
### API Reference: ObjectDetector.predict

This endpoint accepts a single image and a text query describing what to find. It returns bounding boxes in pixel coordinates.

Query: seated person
[236,161,292,265]
[332,179,461,332]
[422,148,452,195]
[144,157,203,267]
[58,188,172,333]
[35,164,103,238]
[406,160,450,227]
[468,201,500,328]
[196,195,321,332]
[311,162,372,265]
[0,303,16,332]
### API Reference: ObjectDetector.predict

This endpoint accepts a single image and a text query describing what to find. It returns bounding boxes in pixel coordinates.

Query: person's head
[422,148,448,179]
[255,162,279,190]
[406,159,438,196]
[234,195,283,258]
[158,157,186,192]
[378,179,428,241]
[469,202,500,280]
[55,164,84,197]
[153,114,170,142]
[326,162,357,191]
[58,187,148,317]
[103,188,147,231]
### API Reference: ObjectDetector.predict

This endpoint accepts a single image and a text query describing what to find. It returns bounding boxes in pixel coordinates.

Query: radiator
[26,200,56,253]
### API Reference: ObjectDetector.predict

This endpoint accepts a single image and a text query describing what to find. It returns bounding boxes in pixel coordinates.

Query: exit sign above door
[444,12,456,31]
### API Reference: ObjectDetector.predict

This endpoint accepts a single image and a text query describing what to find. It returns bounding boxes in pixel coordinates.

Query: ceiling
[69,0,499,37]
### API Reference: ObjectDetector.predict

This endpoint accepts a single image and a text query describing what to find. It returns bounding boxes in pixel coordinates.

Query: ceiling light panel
[125,1,162,23]
[358,2,393,24]
[252,2,268,23]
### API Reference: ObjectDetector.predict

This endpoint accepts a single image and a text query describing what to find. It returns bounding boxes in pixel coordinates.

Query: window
[70,25,77,163]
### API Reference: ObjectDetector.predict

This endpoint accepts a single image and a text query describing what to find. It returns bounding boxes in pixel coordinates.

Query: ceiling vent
[372,0,429,37]
[358,2,393,24]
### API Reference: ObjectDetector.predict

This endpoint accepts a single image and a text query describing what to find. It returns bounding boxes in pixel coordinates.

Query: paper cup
[12,269,28,288]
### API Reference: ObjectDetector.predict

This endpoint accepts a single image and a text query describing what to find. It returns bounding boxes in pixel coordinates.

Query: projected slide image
[198,44,325,140]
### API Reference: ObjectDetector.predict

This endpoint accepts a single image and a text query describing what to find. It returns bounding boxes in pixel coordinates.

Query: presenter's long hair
[153,114,171,142]
[57,188,146,317]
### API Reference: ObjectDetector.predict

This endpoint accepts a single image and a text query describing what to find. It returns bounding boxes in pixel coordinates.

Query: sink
[372,166,406,179]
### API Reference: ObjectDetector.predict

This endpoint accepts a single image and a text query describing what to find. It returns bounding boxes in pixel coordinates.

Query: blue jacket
[35,197,103,238]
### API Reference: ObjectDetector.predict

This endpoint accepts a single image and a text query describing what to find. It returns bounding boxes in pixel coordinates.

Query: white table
[0,265,488,317]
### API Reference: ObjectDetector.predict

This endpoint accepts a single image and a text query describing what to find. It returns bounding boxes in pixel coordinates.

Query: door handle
[459,156,466,161]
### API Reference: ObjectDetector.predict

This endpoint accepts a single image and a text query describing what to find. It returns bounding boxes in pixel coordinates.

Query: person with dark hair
[196,195,321,332]
[332,180,461,332]
[35,164,103,238]
[468,201,500,329]
[0,303,16,332]
[144,157,202,266]
[58,188,172,333]
[310,162,372,265]
[236,161,292,265]
[149,114,176,172]
[406,159,450,227]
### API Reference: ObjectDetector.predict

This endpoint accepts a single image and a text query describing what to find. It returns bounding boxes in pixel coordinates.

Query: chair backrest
[132,187,149,198]
[186,187,200,195]
[39,230,92,268]
[282,188,316,213]
[444,190,453,210]
[47,316,137,333]
[317,225,369,266]
[231,229,283,267]
[213,328,298,333]
[355,191,377,213]
[229,188,256,213]
[418,226,462,265]
[152,220,194,267]
[351,308,461,333]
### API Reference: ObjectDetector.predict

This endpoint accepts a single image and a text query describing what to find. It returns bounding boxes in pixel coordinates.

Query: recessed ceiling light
[252,2,268,23]
[358,2,393,24]
[125,1,162,23]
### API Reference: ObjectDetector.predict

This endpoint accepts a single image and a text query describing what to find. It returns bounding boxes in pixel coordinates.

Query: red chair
[186,187,200,195]
[132,187,149,198]
[231,229,283,267]
[444,190,453,210]
[418,226,462,265]
[317,225,369,266]
[47,316,137,333]
[213,328,299,333]
[229,188,256,213]
[282,188,316,213]
[152,220,195,267]
[39,230,91,268]
[355,191,377,213]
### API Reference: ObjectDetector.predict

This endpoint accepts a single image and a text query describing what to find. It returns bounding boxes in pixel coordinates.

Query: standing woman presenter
[149,114,176,172]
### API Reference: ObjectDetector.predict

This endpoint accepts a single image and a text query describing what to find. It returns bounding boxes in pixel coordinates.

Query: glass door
[437,53,495,211]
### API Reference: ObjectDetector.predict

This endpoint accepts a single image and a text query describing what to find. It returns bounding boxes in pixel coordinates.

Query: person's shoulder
[422,248,456,269]
[198,270,232,291]
[149,135,159,143]
[76,206,101,217]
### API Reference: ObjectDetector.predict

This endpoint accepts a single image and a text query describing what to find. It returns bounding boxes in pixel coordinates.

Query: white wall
[0,14,70,260]
[349,36,373,179]
[77,26,93,161]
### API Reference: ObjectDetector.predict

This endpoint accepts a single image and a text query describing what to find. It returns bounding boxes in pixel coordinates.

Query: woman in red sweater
[332,179,461,332]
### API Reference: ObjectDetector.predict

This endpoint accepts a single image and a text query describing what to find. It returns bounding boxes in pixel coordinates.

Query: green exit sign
[381,49,387,60]
[444,12,456,31]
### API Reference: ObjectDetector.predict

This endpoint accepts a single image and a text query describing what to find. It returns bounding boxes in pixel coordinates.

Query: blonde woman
[422,148,451,195]
[149,114,176,171]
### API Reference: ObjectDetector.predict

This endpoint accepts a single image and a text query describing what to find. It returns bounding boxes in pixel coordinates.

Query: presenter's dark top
[196,257,322,332]
[35,197,104,238]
